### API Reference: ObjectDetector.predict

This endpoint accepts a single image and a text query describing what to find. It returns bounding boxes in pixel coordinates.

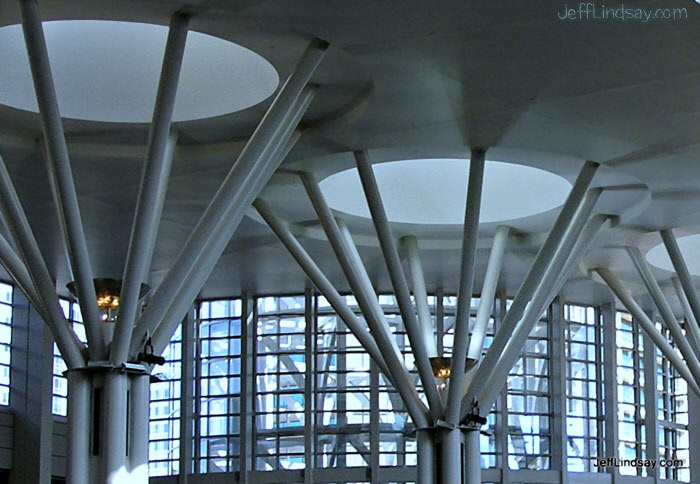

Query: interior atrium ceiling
[0,0,698,308]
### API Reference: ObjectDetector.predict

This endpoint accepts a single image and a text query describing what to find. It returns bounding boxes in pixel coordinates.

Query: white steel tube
[416,429,434,484]
[132,38,327,355]
[446,148,486,425]
[102,372,129,484]
[301,172,429,427]
[475,189,602,414]
[402,235,438,358]
[671,276,700,353]
[0,230,84,367]
[441,429,462,484]
[148,109,307,356]
[661,230,700,337]
[0,232,45,318]
[464,430,482,484]
[627,246,700,383]
[466,225,510,362]
[128,374,150,482]
[252,198,395,380]
[19,0,105,359]
[66,370,91,484]
[355,150,443,417]
[465,161,599,403]
[336,218,430,426]
[596,267,700,397]
[114,12,190,364]
[546,214,611,303]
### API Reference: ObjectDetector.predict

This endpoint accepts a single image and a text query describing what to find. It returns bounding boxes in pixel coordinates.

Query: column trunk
[418,428,481,484]
[66,369,151,484]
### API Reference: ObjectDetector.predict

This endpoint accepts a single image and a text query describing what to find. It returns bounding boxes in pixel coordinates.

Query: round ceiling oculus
[0,20,279,123]
[319,158,572,225]
[647,234,700,275]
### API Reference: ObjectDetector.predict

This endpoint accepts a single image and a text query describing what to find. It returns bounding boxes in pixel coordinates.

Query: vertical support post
[66,370,91,484]
[446,148,486,425]
[19,0,105,360]
[337,326,348,468]
[179,311,196,483]
[239,294,255,483]
[370,362,380,484]
[642,326,660,481]
[192,309,203,476]
[436,290,444,356]
[441,429,463,484]
[550,297,569,483]
[689,388,700,481]
[9,289,53,484]
[416,429,434,484]
[464,429,481,484]
[600,302,620,481]
[102,372,129,483]
[304,289,315,484]
[128,374,150,482]
[495,295,510,484]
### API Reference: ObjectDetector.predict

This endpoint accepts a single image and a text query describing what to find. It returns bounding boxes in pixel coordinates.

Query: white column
[464,430,481,484]
[66,370,91,484]
[102,372,129,483]
[416,429,434,484]
[441,429,462,484]
[129,374,150,481]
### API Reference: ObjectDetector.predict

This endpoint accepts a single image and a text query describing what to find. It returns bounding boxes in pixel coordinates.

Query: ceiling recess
[319,158,572,225]
[0,20,279,123]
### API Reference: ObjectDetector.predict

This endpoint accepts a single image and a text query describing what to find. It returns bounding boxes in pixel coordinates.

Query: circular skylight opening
[647,234,700,275]
[0,20,279,123]
[319,159,572,225]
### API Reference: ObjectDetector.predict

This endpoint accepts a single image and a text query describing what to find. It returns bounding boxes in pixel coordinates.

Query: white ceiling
[0,20,279,122]
[0,0,697,309]
[319,159,572,225]
[647,235,700,275]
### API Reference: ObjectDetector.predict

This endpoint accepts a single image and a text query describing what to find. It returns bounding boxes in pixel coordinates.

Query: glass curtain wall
[196,299,242,473]
[506,303,551,470]
[656,322,690,481]
[145,294,691,483]
[616,311,648,476]
[0,282,12,405]
[564,303,603,472]
[52,299,85,416]
[149,323,183,476]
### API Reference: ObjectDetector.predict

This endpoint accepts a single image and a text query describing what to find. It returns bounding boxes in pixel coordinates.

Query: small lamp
[67,278,150,323]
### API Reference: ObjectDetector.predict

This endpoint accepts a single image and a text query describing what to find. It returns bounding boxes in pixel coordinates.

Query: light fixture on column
[430,356,451,390]
[430,356,478,390]
[67,278,150,323]
[430,356,452,379]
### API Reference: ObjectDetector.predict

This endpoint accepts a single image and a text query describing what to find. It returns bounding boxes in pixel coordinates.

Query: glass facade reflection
[133,293,693,483]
